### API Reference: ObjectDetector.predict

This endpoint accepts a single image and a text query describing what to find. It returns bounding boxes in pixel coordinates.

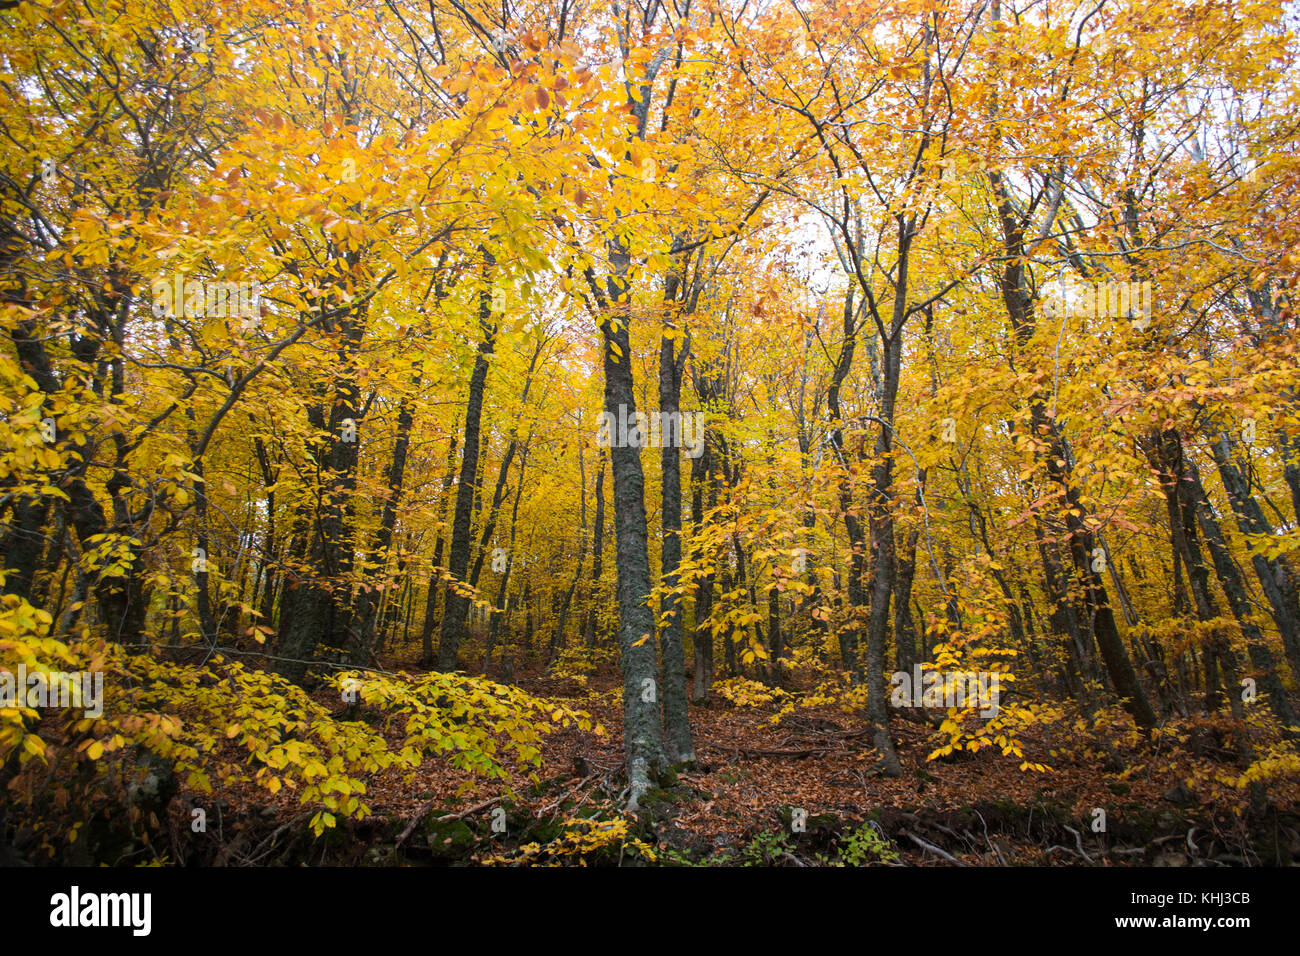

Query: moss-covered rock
[423,813,477,859]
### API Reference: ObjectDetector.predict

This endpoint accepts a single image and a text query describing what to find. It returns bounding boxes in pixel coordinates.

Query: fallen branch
[716,744,855,759]
[396,795,502,848]
[901,829,967,866]
[537,773,600,817]
[1063,825,1094,864]
[242,811,312,865]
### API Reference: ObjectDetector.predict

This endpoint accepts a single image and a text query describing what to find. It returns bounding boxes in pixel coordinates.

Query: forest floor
[160,657,1300,867]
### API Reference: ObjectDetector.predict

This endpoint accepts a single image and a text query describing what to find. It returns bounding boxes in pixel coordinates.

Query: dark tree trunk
[484,444,528,675]
[1183,448,1298,732]
[0,496,51,601]
[689,438,715,703]
[1149,429,1238,713]
[583,452,607,648]
[989,171,1155,729]
[12,314,147,646]
[657,277,695,764]
[550,441,591,669]
[721,563,737,678]
[352,384,418,665]
[1210,433,1300,680]
[278,302,370,682]
[863,326,903,776]
[825,286,865,679]
[419,420,459,667]
[467,345,541,601]
[252,436,279,630]
[437,255,498,671]
[893,470,927,673]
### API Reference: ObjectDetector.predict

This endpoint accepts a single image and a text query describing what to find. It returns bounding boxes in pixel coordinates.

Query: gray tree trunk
[587,240,667,808]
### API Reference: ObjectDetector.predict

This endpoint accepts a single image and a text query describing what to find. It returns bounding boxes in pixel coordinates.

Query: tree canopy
[2,0,1299,868]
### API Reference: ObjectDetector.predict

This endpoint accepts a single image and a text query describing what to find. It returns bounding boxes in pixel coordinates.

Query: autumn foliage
[2,0,1299,866]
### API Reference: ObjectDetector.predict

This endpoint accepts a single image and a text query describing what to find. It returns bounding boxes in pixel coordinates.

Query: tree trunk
[548,446,589,669]
[825,286,865,679]
[989,171,1155,729]
[483,444,528,675]
[689,439,715,703]
[0,497,51,602]
[419,420,459,667]
[1183,448,1298,732]
[277,301,370,682]
[657,272,695,764]
[352,383,418,665]
[583,452,607,648]
[436,255,498,671]
[1209,433,1300,680]
[593,240,667,807]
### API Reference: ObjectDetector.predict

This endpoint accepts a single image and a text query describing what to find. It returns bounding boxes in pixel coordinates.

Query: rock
[423,813,477,859]
[124,748,177,814]
[1154,848,1189,867]
[1163,782,1197,805]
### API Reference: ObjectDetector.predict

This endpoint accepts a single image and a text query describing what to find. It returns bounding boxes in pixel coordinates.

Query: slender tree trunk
[419,421,459,667]
[658,283,695,763]
[1150,429,1237,712]
[583,452,607,648]
[826,287,865,678]
[893,471,927,673]
[689,439,715,703]
[484,444,528,675]
[352,383,418,665]
[549,446,589,669]
[1210,433,1300,679]
[863,328,903,776]
[437,255,498,671]
[1182,448,1298,732]
[990,172,1155,728]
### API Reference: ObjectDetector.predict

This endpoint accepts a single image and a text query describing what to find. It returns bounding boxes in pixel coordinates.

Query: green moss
[424,813,477,857]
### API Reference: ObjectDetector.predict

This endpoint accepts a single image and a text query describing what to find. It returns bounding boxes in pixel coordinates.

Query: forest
[2,0,1299,869]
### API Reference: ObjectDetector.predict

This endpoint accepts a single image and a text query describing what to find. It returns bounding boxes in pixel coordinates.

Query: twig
[1063,825,1094,863]
[537,773,599,817]
[901,829,967,866]
[243,811,311,865]
[395,795,501,848]
[974,810,1007,866]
